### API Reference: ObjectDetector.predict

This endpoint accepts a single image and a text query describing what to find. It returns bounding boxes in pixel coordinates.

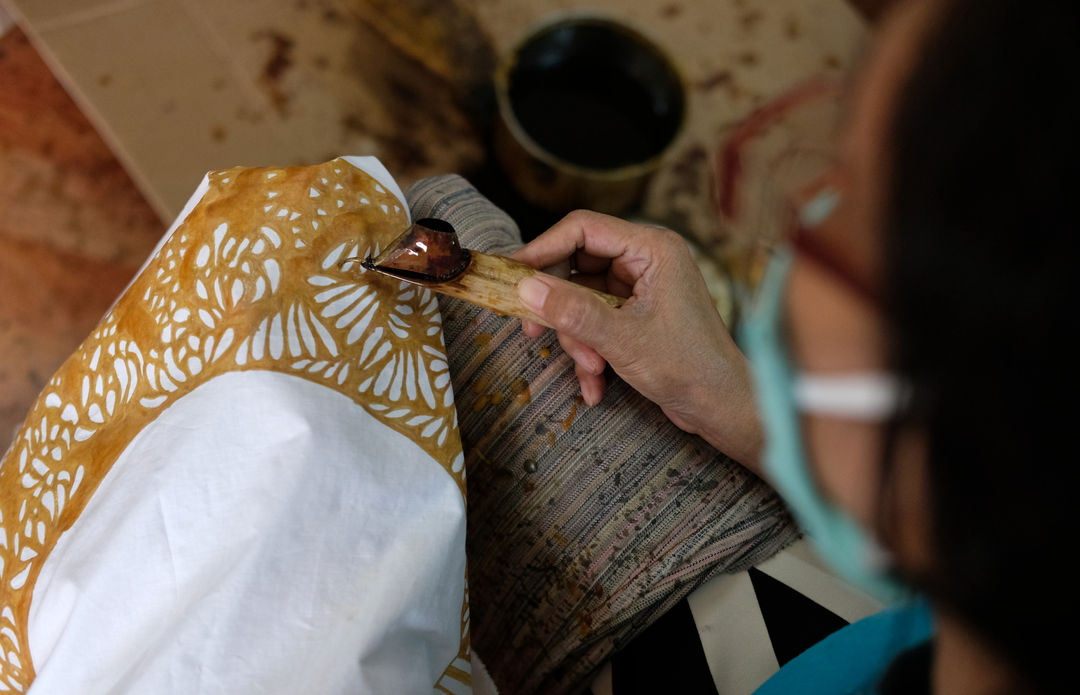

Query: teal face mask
[739,247,910,604]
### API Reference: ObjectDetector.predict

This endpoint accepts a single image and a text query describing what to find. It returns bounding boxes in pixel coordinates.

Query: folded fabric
[0,157,471,694]
[406,175,799,695]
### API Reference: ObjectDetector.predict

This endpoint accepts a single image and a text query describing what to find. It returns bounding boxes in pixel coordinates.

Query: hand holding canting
[513,210,763,468]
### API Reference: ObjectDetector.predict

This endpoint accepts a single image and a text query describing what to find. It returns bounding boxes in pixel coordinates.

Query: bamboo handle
[433,252,625,328]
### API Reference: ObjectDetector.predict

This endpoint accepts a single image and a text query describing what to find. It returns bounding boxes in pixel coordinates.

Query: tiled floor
[0,23,165,451]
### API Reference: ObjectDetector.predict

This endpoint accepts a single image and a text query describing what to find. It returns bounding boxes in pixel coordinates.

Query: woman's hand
[513,210,763,468]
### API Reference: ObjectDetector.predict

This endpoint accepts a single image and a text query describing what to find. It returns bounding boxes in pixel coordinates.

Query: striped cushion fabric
[405,175,800,694]
[590,538,887,694]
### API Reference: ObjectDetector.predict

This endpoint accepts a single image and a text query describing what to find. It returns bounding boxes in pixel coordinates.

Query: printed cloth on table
[0,157,471,694]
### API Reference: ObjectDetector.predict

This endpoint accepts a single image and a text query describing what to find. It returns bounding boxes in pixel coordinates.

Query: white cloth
[19,158,470,694]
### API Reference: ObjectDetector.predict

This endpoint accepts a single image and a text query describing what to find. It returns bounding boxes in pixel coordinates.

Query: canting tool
[354,218,625,328]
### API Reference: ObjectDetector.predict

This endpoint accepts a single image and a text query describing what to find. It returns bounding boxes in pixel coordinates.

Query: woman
[511,0,1077,692]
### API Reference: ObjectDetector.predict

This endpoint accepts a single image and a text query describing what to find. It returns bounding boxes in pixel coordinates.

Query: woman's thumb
[517,275,617,349]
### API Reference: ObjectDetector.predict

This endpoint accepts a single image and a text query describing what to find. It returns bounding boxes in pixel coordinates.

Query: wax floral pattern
[0,158,469,693]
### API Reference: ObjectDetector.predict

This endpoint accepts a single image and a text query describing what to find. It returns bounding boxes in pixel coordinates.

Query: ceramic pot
[493,14,687,216]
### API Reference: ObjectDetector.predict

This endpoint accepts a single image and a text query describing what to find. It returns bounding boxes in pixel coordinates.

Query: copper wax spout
[361,218,472,283]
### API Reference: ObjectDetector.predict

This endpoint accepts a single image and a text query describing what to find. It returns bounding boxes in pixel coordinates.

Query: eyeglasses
[784,183,907,422]
[788,179,884,310]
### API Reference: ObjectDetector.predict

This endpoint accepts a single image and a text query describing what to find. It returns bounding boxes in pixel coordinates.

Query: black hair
[883,0,1078,692]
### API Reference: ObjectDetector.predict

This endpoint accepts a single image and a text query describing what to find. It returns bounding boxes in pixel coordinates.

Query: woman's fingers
[541,259,573,279]
[517,274,624,354]
[557,332,606,376]
[575,360,606,407]
[519,273,628,343]
[519,315,608,405]
[512,210,640,271]
[521,319,546,338]
[602,270,634,298]
[573,251,612,276]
